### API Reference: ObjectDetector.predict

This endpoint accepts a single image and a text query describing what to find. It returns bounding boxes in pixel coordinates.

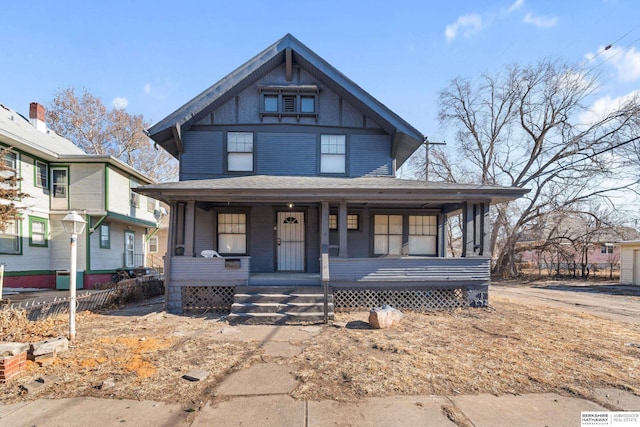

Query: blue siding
[181,131,224,180]
[249,205,274,272]
[256,133,317,175]
[349,135,392,177]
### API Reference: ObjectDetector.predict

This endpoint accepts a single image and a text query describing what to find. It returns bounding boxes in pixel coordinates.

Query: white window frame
[227,132,254,172]
[408,215,437,255]
[35,160,48,188]
[217,212,247,255]
[320,134,346,174]
[51,168,68,199]
[148,236,158,253]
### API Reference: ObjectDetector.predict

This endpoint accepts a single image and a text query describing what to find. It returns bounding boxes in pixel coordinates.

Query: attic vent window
[258,85,319,122]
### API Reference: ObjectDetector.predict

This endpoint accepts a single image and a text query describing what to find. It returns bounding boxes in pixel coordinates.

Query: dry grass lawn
[1,295,640,409]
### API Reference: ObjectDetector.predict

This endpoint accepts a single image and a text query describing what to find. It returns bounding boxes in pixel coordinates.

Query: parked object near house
[136,34,528,319]
[0,102,165,290]
[619,241,640,286]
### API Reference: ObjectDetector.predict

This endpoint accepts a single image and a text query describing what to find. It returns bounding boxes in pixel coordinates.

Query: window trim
[28,216,48,247]
[148,236,158,253]
[258,85,319,121]
[51,167,69,201]
[34,160,48,189]
[371,213,439,257]
[329,213,360,231]
[226,131,255,173]
[216,211,248,256]
[320,134,347,175]
[99,223,111,249]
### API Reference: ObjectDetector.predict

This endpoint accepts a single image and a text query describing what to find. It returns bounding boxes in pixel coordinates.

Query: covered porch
[135,175,527,313]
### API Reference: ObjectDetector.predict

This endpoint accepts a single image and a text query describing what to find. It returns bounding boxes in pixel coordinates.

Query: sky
[2,0,639,154]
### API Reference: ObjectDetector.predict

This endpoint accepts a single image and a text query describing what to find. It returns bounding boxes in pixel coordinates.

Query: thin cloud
[580,90,640,125]
[586,46,640,82]
[144,83,152,94]
[112,97,128,110]
[445,14,482,42]
[523,13,558,28]
[507,0,525,14]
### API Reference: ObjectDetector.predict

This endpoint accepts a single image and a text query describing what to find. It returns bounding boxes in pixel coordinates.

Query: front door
[124,231,135,267]
[277,211,305,271]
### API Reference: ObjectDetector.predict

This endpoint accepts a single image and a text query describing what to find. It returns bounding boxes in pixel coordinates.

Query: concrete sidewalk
[1,392,629,427]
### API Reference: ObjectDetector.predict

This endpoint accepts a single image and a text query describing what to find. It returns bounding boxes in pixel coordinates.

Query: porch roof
[135,175,529,205]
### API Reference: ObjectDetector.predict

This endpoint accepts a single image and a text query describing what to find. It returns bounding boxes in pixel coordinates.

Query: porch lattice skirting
[176,285,488,313]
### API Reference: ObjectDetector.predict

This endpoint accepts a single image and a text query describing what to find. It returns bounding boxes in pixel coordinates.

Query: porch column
[438,213,448,257]
[481,203,490,256]
[338,201,348,258]
[462,202,475,257]
[320,202,330,254]
[183,200,196,257]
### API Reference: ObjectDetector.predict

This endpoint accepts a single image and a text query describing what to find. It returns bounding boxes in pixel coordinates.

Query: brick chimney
[29,102,47,132]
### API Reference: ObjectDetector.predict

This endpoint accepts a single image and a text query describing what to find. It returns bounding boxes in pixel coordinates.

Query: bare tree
[433,59,640,277]
[0,148,27,231]
[47,88,178,182]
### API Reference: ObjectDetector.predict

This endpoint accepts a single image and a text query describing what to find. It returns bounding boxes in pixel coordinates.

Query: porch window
[35,160,48,188]
[0,219,20,254]
[227,132,253,172]
[374,215,402,255]
[408,215,437,255]
[329,213,359,230]
[320,134,346,174]
[218,213,247,254]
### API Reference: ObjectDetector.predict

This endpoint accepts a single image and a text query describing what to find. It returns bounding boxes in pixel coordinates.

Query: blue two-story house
[138,34,527,320]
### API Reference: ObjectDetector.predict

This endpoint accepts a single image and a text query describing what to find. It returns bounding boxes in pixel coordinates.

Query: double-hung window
[227,132,254,172]
[51,168,67,199]
[374,215,403,255]
[29,216,47,247]
[218,213,247,255]
[320,134,346,174]
[35,160,48,188]
[148,236,158,253]
[99,224,110,249]
[408,215,437,255]
[0,220,20,254]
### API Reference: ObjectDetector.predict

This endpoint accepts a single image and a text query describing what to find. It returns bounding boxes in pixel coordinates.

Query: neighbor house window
[99,224,110,249]
[374,215,403,255]
[218,213,247,254]
[2,150,17,173]
[320,134,346,174]
[51,168,67,198]
[227,132,254,172]
[0,219,20,254]
[35,160,48,188]
[148,236,158,253]
[408,215,437,255]
[147,197,157,213]
[130,178,140,208]
[601,244,614,254]
[29,216,47,247]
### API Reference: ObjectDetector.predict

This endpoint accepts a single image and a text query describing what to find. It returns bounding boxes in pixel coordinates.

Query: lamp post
[61,211,86,341]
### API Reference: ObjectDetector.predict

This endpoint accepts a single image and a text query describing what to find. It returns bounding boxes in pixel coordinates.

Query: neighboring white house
[619,240,640,286]
[0,102,164,290]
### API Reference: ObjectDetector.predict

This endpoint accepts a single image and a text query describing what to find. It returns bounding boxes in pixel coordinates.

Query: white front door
[124,231,135,267]
[277,211,305,271]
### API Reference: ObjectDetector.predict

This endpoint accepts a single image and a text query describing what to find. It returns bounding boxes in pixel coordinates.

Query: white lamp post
[61,211,86,341]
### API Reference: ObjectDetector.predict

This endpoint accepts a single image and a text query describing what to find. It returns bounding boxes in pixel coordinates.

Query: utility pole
[423,136,446,181]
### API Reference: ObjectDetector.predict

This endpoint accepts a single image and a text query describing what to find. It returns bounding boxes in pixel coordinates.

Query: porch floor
[248,273,321,286]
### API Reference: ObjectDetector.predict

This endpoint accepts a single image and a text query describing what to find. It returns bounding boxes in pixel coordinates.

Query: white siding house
[0,102,164,290]
[619,241,640,286]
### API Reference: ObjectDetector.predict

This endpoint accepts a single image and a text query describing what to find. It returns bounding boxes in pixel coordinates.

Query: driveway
[491,281,640,325]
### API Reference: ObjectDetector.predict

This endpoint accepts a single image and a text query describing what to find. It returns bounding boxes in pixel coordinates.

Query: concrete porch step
[229,286,334,324]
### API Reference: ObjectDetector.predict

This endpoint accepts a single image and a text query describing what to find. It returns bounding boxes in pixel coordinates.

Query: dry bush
[0,307,68,342]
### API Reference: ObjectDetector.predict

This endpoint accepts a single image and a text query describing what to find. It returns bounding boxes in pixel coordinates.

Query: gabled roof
[136,175,529,205]
[147,34,425,167]
[0,103,155,184]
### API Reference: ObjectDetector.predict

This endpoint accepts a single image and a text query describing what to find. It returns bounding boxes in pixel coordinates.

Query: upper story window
[51,168,68,199]
[227,132,254,172]
[258,85,319,121]
[35,160,48,188]
[2,150,17,175]
[601,244,614,254]
[320,134,346,174]
[130,178,140,208]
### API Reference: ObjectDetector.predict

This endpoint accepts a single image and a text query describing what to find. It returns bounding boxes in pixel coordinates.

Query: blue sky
[2,0,639,147]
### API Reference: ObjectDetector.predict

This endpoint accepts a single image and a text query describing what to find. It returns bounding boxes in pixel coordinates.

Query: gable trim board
[147,34,424,167]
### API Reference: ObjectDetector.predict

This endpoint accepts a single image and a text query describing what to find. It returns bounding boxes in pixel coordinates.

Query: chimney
[29,102,47,132]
